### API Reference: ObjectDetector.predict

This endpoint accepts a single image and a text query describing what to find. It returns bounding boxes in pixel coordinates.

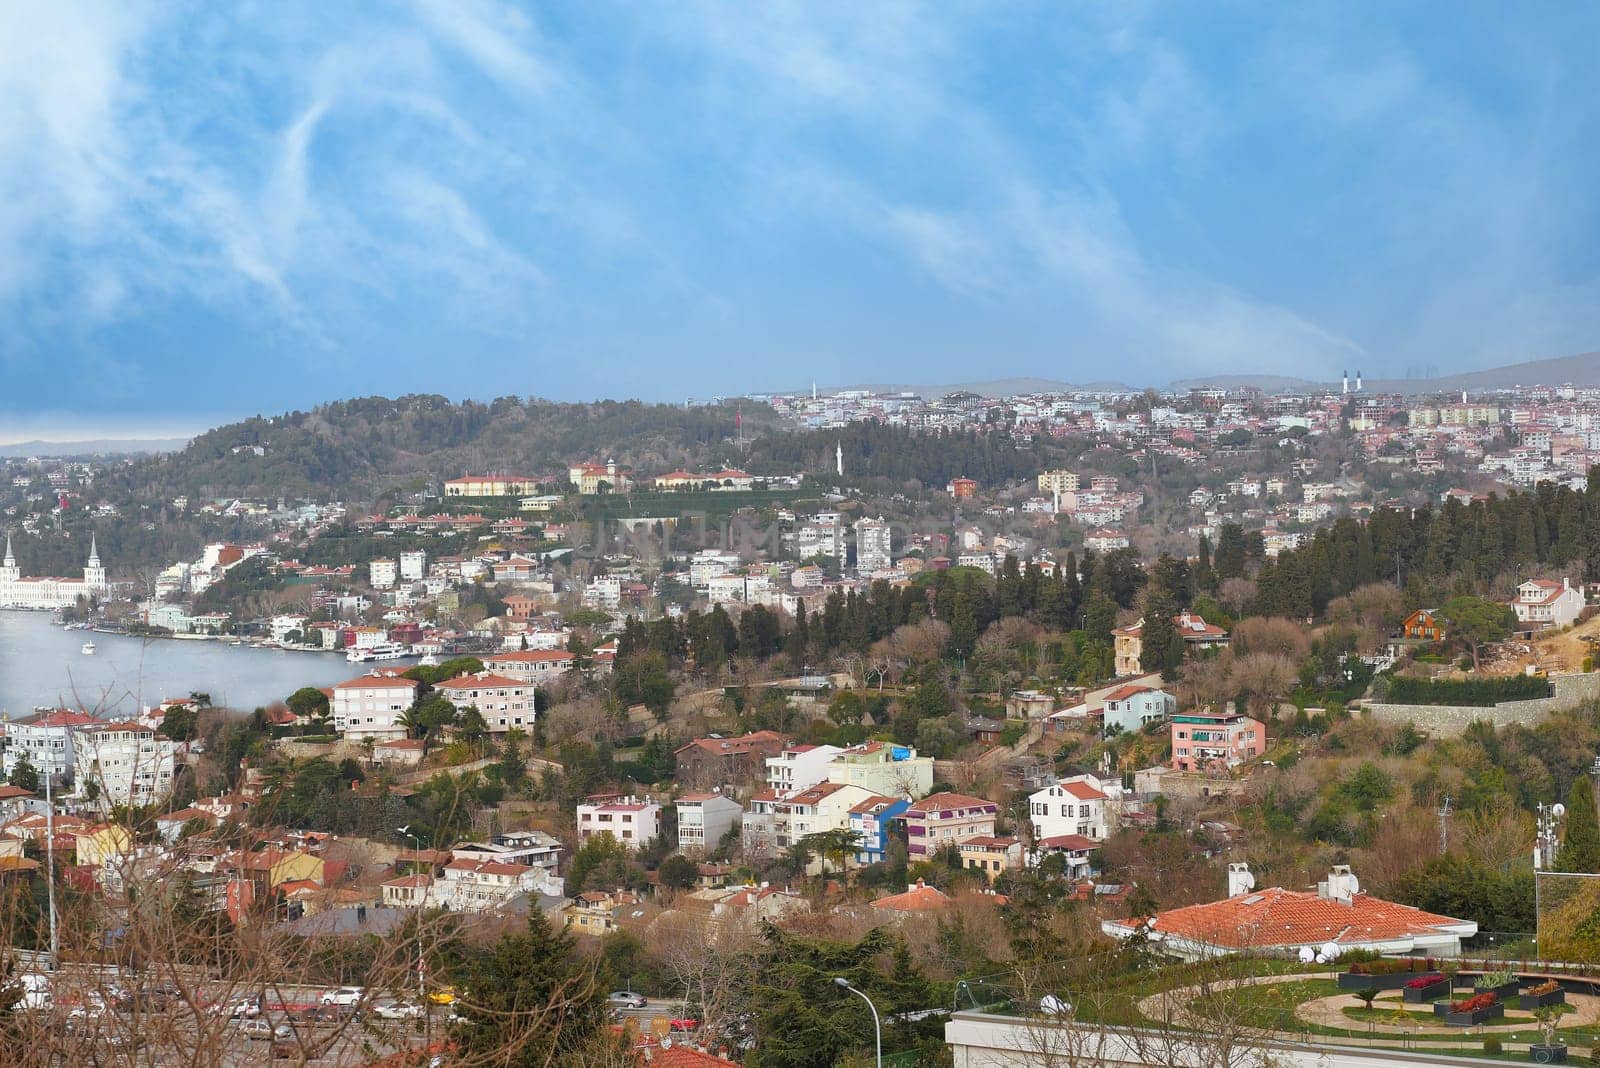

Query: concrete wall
[1364,672,1600,736]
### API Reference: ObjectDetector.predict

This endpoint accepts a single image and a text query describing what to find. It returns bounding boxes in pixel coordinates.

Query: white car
[239,1019,274,1041]
[320,987,364,1007]
[374,999,424,1020]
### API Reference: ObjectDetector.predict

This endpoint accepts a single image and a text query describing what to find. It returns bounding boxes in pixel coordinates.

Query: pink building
[903,792,997,857]
[1170,709,1266,772]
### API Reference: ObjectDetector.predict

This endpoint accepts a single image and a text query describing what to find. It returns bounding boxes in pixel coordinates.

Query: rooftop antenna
[1437,795,1451,853]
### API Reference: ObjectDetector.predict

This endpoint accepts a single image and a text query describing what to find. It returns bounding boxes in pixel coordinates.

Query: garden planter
[1474,980,1521,1001]
[1520,988,1566,1010]
[1529,1044,1568,1064]
[1444,1005,1504,1027]
[1337,972,1420,991]
[1404,978,1450,1003]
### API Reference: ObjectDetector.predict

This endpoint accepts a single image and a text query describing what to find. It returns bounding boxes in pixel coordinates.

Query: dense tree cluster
[748,420,1057,486]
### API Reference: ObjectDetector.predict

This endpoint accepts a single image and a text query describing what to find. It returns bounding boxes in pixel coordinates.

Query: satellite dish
[1040,994,1072,1016]
[1345,874,1360,897]
[1554,803,1567,819]
[1321,941,1341,961]
[1298,946,1316,963]
[661,1036,673,1049]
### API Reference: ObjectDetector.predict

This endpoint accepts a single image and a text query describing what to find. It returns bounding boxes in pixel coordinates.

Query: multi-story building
[72,721,181,807]
[481,649,575,683]
[398,550,427,582]
[1510,577,1586,630]
[4,708,99,786]
[1028,776,1111,843]
[0,534,109,610]
[1037,469,1079,495]
[1112,611,1230,675]
[959,836,1024,883]
[676,792,743,855]
[444,474,539,498]
[1101,685,1177,736]
[855,517,892,572]
[903,792,997,858]
[437,857,544,912]
[765,744,843,796]
[791,514,846,561]
[1170,709,1267,772]
[330,671,420,742]
[576,796,661,851]
[435,672,535,733]
[673,731,789,789]
[848,795,909,866]
[825,742,933,799]
[368,558,397,589]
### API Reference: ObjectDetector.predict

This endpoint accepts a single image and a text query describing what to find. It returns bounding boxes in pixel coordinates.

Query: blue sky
[4,2,1600,437]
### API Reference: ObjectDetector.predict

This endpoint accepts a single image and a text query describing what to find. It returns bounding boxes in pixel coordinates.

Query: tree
[157,704,199,743]
[567,832,632,893]
[658,853,699,890]
[7,756,38,794]
[1558,776,1600,873]
[286,686,329,721]
[453,908,615,1066]
[1439,595,1518,671]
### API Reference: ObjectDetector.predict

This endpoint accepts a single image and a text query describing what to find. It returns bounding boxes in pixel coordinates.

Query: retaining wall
[1364,672,1600,736]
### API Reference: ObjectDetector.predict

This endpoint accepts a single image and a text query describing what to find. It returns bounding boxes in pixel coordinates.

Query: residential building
[1032,833,1098,878]
[676,792,743,855]
[576,796,661,851]
[1511,577,1586,630]
[71,722,181,807]
[482,648,575,682]
[766,744,844,795]
[872,878,951,913]
[1170,709,1267,772]
[330,672,421,742]
[904,792,997,857]
[673,731,789,789]
[368,558,397,589]
[398,550,427,582]
[435,672,535,734]
[1112,611,1230,675]
[1101,685,1176,736]
[848,795,909,866]
[825,741,933,799]
[855,517,892,572]
[774,782,873,856]
[959,836,1023,883]
[1037,469,1079,495]
[4,708,99,786]
[1028,776,1111,843]
[444,474,539,498]
[947,478,978,499]
[1399,608,1444,641]
[1084,528,1130,552]
[437,857,543,912]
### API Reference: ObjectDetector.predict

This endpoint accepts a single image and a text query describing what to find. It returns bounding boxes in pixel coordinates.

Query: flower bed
[1472,971,1520,1002]
[1402,974,1450,1004]
[1521,979,1566,1010]
[1443,992,1503,1027]
[1337,958,1440,991]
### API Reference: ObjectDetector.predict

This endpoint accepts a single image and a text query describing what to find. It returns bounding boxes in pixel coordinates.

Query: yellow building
[1037,469,1079,495]
[445,474,538,497]
[74,823,134,869]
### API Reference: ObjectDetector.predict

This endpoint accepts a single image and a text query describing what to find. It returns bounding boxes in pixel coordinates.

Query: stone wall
[1363,672,1600,736]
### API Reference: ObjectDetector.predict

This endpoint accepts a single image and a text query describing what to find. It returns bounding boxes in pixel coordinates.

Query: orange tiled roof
[1131,888,1472,950]
[871,879,950,912]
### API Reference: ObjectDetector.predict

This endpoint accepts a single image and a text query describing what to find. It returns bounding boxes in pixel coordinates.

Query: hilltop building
[0,534,109,610]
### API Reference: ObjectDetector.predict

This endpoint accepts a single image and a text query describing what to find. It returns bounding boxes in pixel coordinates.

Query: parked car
[320,987,364,1007]
[669,1017,700,1032]
[220,995,262,1019]
[374,999,424,1020]
[240,1019,275,1041]
[607,991,647,1009]
[426,985,458,1005]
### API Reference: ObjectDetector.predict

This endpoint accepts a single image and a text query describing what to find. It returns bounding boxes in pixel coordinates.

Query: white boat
[416,653,440,667]
[346,641,412,663]
[81,641,96,656]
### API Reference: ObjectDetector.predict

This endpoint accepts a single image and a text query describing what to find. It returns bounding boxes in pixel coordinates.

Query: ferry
[80,641,96,656]
[346,641,413,663]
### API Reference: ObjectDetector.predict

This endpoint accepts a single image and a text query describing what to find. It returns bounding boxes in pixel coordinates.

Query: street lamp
[832,977,881,1067]
[397,826,428,1014]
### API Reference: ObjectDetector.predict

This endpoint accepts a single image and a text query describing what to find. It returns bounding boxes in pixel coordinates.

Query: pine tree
[1559,776,1600,874]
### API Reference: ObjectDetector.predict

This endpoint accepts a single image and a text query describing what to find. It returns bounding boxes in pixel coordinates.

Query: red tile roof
[1059,780,1109,801]
[871,879,951,912]
[436,673,524,690]
[334,674,419,691]
[908,792,995,814]
[1120,888,1473,950]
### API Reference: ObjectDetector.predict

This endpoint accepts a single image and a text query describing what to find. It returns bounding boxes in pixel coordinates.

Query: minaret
[1341,370,1349,396]
[1,533,17,584]
[1355,369,1363,393]
[835,441,844,478]
[83,534,106,593]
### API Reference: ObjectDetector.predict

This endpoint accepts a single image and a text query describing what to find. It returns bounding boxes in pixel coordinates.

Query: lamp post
[832,977,881,1067]
[396,825,428,1029]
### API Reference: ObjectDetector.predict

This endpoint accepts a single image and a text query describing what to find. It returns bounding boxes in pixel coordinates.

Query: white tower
[1355,369,1363,392]
[835,441,843,478]
[83,535,106,593]
[1,533,17,584]
[1341,370,1349,396]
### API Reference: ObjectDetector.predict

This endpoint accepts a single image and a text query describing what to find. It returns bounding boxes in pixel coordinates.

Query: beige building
[1037,469,1079,495]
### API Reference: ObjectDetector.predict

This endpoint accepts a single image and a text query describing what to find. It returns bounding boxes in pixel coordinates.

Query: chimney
[1318,864,1359,904]
[1226,862,1255,898]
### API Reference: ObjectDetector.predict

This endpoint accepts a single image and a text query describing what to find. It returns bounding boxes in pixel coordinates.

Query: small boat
[81,641,96,656]
[416,653,440,667]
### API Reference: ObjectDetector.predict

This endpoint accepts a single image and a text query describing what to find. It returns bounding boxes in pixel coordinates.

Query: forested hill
[94,395,776,500]
[746,422,1059,487]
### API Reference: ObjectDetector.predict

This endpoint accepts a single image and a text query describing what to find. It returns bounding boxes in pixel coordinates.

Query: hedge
[1385,675,1551,707]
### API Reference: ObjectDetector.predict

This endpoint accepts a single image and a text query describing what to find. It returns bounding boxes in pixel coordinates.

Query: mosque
[0,533,109,609]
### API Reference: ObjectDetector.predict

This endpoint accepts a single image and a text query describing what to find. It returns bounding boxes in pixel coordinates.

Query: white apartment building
[399,550,427,582]
[689,551,741,587]
[855,518,892,572]
[583,575,622,609]
[676,792,743,854]
[434,672,536,734]
[826,741,934,799]
[576,796,661,851]
[481,649,575,683]
[4,709,100,786]
[368,558,397,589]
[791,514,846,561]
[437,857,544,912]
[765,744,844,796]
[269,614,307,642]
[72,722,181,807]
[330,672,421,742]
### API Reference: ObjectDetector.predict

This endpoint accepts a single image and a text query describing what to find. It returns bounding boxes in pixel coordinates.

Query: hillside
[1364,350,1600,395]
[92,395,776,501]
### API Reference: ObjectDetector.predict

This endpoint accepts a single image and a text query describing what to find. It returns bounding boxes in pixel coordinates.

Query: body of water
[0,612,368,716]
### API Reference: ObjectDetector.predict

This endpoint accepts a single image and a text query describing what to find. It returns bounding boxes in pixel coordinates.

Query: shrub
[1483,1036,1502,1055]
[1351,958,1428,976]
[1385,674,1551,706]
[1476,969,1516,989]
[1405,973,1446,989]
[1527,979,1562,996]
[1450,992,1499,1013]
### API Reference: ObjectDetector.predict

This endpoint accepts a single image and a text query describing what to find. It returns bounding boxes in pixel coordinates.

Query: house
[481,648,575,682]
[765,744,844,796]
[773,782,874,860]
[872,878,951,913]
[674,731,789,789]
[1112,611,1231,675]
[903,792,997,858]
[437,857,543,912]
[4,708,100,786]
[1032,834,1098,878]
[959,836,1023,883]
[676,792,743,855]
[576,796,661,851]
[331,672,421,742]
[434,672,536,734]
[1400,608,1444,642]
[371,738,427,768]
[563,888,647,935]
[947,478,978,499]
[73,823,133,869]
[1101,865,1477,961]
[1100,685,1176,736]
[1170,709,1266,772]
[1084,528,1130,552]
[71,722,181,807]
[1511,578,1586,631]
[848,795,910,866]
[381,873,435,909]
[1006,690,1057,720]
[1028,776,1110,843]
[825,741,934,799]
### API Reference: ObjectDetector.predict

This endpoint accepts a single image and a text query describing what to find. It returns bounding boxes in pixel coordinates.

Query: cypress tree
[1559,776,1600,874]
